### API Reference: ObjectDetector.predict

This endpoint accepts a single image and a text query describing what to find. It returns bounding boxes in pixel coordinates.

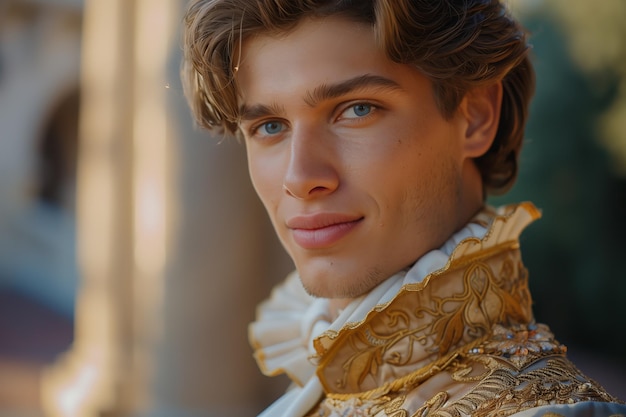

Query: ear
[459,82,503,158]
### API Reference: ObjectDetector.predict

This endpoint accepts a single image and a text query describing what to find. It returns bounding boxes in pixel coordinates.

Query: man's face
[236,16,474,300]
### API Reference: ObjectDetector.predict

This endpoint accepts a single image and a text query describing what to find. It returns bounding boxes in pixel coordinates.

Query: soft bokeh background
[0,0,624,416]
[492,0,626,372]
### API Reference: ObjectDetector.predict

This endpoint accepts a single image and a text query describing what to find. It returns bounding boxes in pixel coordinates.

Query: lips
[286,214,363,249]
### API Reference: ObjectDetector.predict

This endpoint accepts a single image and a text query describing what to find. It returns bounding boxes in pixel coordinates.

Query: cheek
[247,152,280,209]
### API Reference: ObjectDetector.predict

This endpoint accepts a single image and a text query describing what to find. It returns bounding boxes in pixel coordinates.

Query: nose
[282,126,339,200]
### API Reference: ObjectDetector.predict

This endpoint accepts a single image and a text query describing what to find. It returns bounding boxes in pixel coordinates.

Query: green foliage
[489,14,626,362]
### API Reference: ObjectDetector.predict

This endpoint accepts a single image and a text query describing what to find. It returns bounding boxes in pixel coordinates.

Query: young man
[181,1,626,416]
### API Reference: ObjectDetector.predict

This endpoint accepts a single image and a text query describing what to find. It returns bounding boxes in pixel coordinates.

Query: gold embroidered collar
[249,203,542,396]
[312,202,542,395]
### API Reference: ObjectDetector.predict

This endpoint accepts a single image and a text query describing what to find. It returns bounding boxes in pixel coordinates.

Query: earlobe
[461,82,503,158]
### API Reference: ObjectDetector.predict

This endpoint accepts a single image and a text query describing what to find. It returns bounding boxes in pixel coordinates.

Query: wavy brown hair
[182,0,535,195]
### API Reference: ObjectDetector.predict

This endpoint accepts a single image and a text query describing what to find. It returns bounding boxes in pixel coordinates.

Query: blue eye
[260,121,284,135]
[342,103,374,119]
[353,104,372,117]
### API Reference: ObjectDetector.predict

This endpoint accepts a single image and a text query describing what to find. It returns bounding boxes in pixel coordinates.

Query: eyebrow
[304,74,402,107]
[238,74,402,121]
[239,102,286,122]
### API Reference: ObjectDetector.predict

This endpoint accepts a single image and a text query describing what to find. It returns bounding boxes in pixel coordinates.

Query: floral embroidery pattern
[420,259,532,356]
[468,322,567,369]
[318,248,533,394]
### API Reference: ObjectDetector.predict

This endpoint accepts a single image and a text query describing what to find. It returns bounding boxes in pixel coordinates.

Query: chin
[299,267,385,300]
[298,278,336,299]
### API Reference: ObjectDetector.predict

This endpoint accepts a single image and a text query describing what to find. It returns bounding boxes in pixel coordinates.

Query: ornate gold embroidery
[416,258,532,356]
[303,205,624,416]
[310,323,622,417]
[308,395,401,417]
[317,247,533,394]
[468,323,567,369]
[410,355,620,417]
[378,396,409,417]
[327,350,465,402]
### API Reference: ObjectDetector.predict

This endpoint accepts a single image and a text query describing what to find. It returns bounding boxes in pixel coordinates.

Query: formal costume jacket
[249,203,626,417]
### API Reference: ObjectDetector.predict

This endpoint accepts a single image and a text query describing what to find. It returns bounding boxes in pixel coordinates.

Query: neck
[456,159,486,231]
[328,298,351,319]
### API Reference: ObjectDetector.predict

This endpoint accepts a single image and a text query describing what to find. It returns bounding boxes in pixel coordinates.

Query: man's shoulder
[308,329,626,417]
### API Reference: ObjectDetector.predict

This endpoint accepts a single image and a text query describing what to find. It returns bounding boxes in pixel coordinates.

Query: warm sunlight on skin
[236,17,496,309]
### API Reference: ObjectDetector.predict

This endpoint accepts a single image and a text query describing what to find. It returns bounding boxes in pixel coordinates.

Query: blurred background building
[0,0,624,416]
[1,1,81,415]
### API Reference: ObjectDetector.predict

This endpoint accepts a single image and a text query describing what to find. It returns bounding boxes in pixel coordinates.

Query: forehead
[235,16,395,101]
[242,15,376,55]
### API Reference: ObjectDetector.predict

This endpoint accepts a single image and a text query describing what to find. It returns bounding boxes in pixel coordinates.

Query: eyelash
[247,120,287,139]
[244,101,381,140]
[338,102,378,121]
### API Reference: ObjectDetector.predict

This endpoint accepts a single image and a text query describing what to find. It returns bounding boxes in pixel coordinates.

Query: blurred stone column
[41,0,291,416]
[40,0,146,415]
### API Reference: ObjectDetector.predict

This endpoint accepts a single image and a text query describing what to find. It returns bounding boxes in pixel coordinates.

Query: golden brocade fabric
[250,203,626,417]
